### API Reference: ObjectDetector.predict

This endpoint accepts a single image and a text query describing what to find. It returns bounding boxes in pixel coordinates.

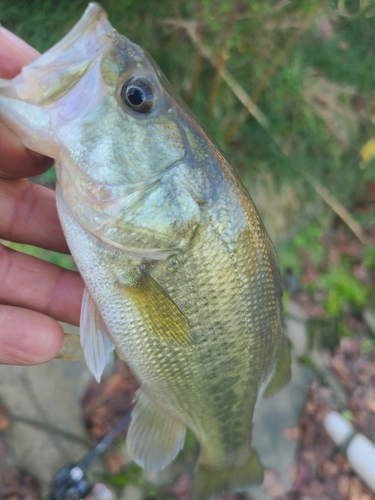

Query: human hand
[0,28,84,365]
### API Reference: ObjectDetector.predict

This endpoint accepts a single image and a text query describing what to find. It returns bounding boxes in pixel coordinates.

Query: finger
[0,305,63,365]
[0,27,39,78]
[0,244,84,326]
[0,178,69,253]
[0,28,53,178]
[0,122,54,179]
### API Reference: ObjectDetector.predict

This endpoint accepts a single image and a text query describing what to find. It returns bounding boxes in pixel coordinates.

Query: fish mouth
[10,3,115,104]
[37,3,113,64]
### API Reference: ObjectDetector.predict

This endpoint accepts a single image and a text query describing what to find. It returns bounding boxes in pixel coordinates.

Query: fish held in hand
[0,4,291,498]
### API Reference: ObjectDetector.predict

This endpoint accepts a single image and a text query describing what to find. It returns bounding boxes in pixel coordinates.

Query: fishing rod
[45,410,132,500]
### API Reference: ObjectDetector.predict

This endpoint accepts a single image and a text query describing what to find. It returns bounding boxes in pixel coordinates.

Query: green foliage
[294,225,326,267]
[342,409,354,422]
[279,220,371,338]
[184,428,199,453]
[360,338,375,354]
[105,473,130,487]
[322,263,369,316]
[278,224,327,276]
[363,245,375,270]
[104,461,159,498]
[7,242,76,270]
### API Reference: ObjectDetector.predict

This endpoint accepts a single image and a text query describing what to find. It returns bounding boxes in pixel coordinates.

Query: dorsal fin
[263,334,291,398]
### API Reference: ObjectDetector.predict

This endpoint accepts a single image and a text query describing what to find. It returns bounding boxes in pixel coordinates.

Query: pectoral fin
[118,266,191,348]
[263,334,291,398]
[127,389,186,471]
[80,288,115,382]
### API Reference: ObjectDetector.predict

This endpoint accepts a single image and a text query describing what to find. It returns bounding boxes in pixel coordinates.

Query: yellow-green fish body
[0,5,290,498]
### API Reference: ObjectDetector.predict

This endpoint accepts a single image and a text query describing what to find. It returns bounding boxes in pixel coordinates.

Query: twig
[310,349,347,406]
[209,0,239,113]
[5,411,91,447]
[267,136,367,244]
[189,0,204,98]
[235,0,291,20]
[307,178,367,244]
[225,0,328,141]
[163,19,269,128]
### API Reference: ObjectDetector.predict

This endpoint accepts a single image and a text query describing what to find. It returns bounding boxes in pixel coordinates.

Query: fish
[0,4,291,499]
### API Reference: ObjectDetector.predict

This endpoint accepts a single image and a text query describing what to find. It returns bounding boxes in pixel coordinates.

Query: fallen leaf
[0,406,11,432]
[263,469,286,497]
[0,467,40,500]
[82,360,138,443]
[321,460,339,478]
[104,450,126,474]
[331,357,350,384]
[284,427,301,441]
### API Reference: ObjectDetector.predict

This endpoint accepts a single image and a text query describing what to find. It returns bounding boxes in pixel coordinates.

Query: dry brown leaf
[284,427,301,441]
[321,460,339,478]
[340,40,349,50]
[0,406,10,433]
[263,468,281,489]
[288,463,298,483]
[262,468,286,497]
[104,449,126,474]
[331,358,350,384]
[82,360,138,443]
[0,414,11,432]
[337,473,352,497]
[0,467,40,500]
[314,14,335,40]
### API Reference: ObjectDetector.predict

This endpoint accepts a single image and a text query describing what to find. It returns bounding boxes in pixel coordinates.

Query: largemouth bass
[0,4,290,498]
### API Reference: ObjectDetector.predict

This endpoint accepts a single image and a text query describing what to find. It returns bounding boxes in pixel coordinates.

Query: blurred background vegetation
[1,0,375,338]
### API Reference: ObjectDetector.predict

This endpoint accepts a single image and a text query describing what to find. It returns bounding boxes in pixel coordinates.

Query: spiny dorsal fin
[118,266,191,348]
[263,334,291,398]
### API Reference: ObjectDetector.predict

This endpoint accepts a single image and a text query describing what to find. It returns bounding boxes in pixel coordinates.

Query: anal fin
[80,288,115,382]
[127,389,186,471]
[263,334,291,398]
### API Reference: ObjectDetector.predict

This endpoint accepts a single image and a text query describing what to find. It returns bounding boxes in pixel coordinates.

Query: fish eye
[120,78,157,113]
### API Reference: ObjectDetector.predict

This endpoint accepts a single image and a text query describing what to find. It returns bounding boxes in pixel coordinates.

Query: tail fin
[190,448,263,500]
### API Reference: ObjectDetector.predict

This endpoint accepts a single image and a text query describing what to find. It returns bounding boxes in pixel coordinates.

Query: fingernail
[0,27,40,61]
[0,168,13,179]
[27,149,45,161]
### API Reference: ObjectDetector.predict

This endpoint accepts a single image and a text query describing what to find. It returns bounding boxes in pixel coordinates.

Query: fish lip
[35,3,114,65]
[10,3,115,103]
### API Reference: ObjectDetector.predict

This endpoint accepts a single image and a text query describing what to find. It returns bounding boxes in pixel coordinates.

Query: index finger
[0,27,54,179]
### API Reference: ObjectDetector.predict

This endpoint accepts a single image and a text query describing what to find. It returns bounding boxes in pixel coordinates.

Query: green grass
[6,242,76,270]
